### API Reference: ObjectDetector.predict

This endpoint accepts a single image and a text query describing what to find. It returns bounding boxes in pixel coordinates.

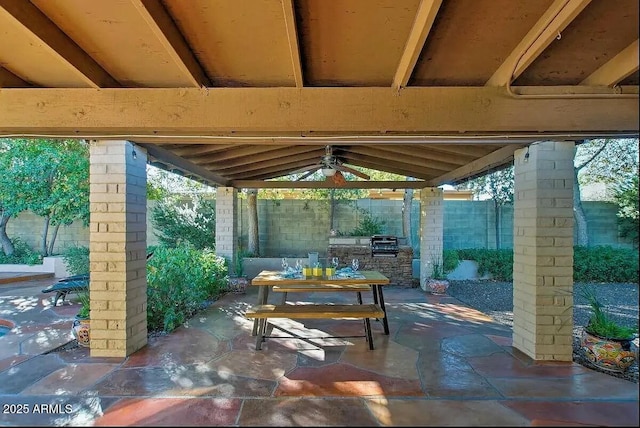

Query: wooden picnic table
[250,270,391,336]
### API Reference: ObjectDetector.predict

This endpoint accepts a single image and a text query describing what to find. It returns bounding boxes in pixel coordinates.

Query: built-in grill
[370,235,399,257]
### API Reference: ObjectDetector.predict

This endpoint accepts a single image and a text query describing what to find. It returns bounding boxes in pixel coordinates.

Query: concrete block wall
[6,198,630,261]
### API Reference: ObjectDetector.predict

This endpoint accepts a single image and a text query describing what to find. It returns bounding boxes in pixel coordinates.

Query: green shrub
[443,249,460,273]
[456,248,514,281]
[62,245,90,275]
[0,238,42,265]
[146,244,227,333]
[349,209,385,236]
[573,246,638,283]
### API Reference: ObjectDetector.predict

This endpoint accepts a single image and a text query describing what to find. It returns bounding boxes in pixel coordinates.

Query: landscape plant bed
[447,280,639,384]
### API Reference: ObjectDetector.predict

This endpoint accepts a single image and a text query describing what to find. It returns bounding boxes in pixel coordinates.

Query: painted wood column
[419,187,444,291]
[215,187,238,263]
[89,140,148,357]
[513,140,575,361]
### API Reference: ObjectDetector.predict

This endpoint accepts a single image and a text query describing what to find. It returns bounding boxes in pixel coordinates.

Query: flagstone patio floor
[0,276,637,426]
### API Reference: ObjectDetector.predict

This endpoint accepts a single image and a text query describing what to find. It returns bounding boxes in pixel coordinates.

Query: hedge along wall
[5,198,632,257]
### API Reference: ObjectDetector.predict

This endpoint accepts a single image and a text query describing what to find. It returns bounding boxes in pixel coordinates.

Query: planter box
[0,256,70,278]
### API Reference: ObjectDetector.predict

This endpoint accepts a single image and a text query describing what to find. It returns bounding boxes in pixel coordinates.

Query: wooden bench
[41,275,89,307]
[245,303,385,351]
[271,283,371,304]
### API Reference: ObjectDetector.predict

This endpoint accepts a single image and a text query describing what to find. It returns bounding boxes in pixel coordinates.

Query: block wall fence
[6,198,632,258]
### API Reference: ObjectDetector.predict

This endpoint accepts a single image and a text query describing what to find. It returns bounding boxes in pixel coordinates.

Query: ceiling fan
[293,146,370,181]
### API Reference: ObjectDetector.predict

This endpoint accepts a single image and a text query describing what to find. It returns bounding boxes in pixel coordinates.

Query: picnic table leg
[251,286,269,336]
[374,285,390,335]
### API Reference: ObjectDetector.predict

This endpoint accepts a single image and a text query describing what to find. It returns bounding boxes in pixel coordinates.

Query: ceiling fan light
[321,167,336,176]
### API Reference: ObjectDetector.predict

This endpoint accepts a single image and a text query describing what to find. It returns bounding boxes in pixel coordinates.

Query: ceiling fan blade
[332,164,370,180]
[288,164,320,176]
[296,166,321,181]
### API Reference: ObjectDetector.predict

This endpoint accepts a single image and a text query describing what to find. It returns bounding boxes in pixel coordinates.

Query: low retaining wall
[0,256,70,278]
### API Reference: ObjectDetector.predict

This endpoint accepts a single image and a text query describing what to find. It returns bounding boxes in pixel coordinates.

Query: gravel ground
[447,280,639,384]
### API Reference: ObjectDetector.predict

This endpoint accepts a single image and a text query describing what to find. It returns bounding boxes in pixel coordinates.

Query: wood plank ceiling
[0,0,638,188]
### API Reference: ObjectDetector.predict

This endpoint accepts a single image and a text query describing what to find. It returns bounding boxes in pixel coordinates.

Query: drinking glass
[281,257,289,272]
[351,258,359,272]
[331,257,339,269]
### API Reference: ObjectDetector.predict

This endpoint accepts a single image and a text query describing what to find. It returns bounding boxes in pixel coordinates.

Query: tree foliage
[150,194,216,250]
[0,138,89,256]
[613,174,639,248]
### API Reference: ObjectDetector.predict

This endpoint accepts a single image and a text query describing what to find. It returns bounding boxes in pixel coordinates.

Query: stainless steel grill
[370,235,399,257]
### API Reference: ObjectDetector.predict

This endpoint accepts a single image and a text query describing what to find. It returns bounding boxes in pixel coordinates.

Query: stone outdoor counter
[327,237,414,287]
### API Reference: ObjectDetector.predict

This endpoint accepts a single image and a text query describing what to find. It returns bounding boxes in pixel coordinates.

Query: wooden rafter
[428,145,523,186]
[231,180,428,189]
[486,0,592,87]
[581,39,639,87]
[281,0,303,87]
[192,145,297,164]
[346,145,459,171]
[200,147,320,171]
[392,0,442,90]
[130,0,210,88]
[0,0,118,88]
[141,144,228,186]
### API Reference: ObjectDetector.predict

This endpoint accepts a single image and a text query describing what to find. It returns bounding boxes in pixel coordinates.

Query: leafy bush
[349,209,386,236]
[62,245,90,275]
[443,249,460,273]
[151,194,216,250]
[457,248,514,281]
[146,244,227,333]
[573,246,638,283]
[0,238,42,265]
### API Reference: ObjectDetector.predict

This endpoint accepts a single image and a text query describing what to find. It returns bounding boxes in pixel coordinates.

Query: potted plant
[579,286,637,373]
[71,291,91,347]
[227,251,250,294]
[425,257,449,295]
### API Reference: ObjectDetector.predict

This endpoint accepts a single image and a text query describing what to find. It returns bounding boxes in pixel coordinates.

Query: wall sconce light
[132,148,137,160]
[524,146,530,163]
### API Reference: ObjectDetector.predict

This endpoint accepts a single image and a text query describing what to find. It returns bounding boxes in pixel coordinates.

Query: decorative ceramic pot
[580,329,636,373]
[427,279,450,295]
[227,275,249,294]
[72,317,90,348]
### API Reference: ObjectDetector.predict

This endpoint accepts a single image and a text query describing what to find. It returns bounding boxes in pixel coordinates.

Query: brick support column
[419,187,444,291]
[89,140,147,357]
[215,187,238,264]
[513,140,575,361]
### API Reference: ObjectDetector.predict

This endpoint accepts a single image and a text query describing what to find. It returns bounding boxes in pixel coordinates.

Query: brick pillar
[419,187,444,291]
[89,140,147,357]
[215,187,238,264]
[513,141,575,361]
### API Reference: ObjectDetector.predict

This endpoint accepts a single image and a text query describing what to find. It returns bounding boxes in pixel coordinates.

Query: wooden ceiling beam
[130,0,211,88]
[428,145,523,186]
[0,0,119,88]
[486,0,592,87]
[193,145,294,164]
[0,87,637,136]
[140,144,229,186]
[340,153,436,180]
[392,0,442,90]
[226,158,326,180]
[231,180,429,189]
[171,144,238,157]
[581,39,639,87]
[345,145,460,171]
[281,0,303,87]
[200,146,320,170]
